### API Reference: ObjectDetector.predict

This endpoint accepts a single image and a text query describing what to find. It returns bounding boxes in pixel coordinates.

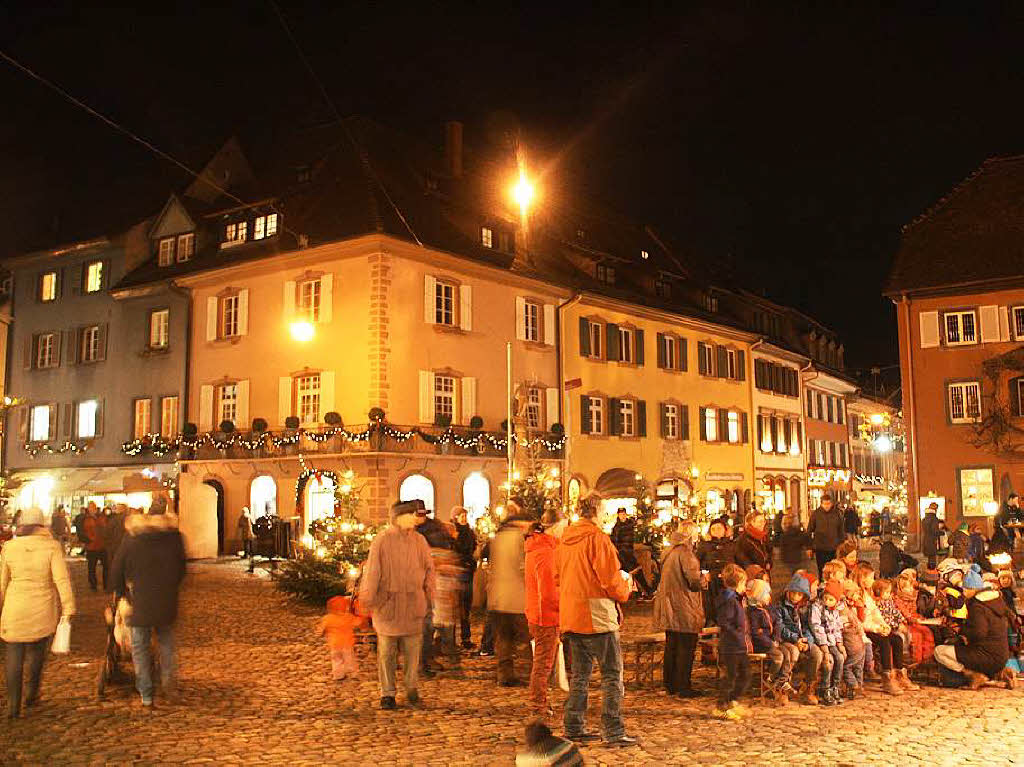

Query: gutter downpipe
[170,281,192,516]
[901,293,921,550]
[557,293,583,503]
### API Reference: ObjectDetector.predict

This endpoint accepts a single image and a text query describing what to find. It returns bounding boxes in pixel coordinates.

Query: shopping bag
[530,639,570,692]
[52,617,71,654]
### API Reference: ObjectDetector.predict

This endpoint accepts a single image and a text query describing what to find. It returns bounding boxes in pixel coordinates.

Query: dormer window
[296,165,311,184]
[701,292,719,313]
[596,264,616,285]
[177,232,194,262]
[159,233,195,265]
[655,278,672,299]
[223,221,248,248]
[481,227,493,248]
[254,213,278,240]
[641,250,649,260]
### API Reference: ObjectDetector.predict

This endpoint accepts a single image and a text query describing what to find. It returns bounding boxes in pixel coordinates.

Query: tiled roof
[885,155,1024,295]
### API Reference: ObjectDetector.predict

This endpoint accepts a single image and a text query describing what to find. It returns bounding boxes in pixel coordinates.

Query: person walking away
[452,507,478,649]
[316,595,364,681]
[844,504,861,544]
[82,503,107,591]
[921,502,941,570]
[237,507,255,558]
[1,508,76,720]
[779,515,811,570]
[713,564,752,720]
[72,506,88,554]
[525,510,561,716]
[557,495,637,747]
[734,511,772,582]
[488,509,532,686]
[109,498,186,707]
[49,506,69,555]
[807,494,844,579]
[103,504,127,566]
[652,521,704,698]
[414,504,454,674]
[359,500,435,710]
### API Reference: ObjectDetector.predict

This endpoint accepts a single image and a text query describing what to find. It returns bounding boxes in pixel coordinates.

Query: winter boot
[832,685,845,704]
[897,668,920,691]
[818,685,832,706]
[964,669,988,690]
[881,670,903,696]
[996,667,1017,690]
[799,680,818,706]
[773,689,789,707]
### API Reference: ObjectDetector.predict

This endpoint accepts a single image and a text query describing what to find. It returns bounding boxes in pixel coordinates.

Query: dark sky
[3,2,1024,369]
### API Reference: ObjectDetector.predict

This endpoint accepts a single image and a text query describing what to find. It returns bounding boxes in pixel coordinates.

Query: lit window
[661,335,676,369]
[85,261,103,293]
[77,400,98,439]
[218,383,239,426]
[30,405,50,442]
[36,333,57,368]
[523,301,540,342]
[958,467,994,517]
[298,279,321,323]
[526,388,542,429]
[776,417,787,453]
[760,415,773,453]
[149,309,169,349]
[266,213,278,236]
[433,375,455,423]
[641,250,649,260]
[944,310,977,345]
[434,280,456,326]
[158,238,175,266]
[620,399,635,437]
[462,472,490,524]
[176,233,194,262]
[296,374,321,424]
[254,216,266,240]
[728,411,740,443]
[588,322,603,359]
[133,399,151,440]
[705,407,718,441]
[588,397,604,434]
[618,327,633,363]
[481,227,493,248]
[40,271,58,302]
[664,403,679,439]
[160,396,179,438]
[224,221,248,246]
[948,381,981,423]
[221,295,240,337]
[1014,307,1024,339]
[80,325,101,362]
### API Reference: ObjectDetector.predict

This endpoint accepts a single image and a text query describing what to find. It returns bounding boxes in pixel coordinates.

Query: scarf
[746,525,768,542]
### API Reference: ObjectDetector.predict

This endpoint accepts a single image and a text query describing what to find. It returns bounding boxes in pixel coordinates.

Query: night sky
[3,2,1023,370]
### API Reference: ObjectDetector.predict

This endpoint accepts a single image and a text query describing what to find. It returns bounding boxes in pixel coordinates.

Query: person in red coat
[525,510,561,717]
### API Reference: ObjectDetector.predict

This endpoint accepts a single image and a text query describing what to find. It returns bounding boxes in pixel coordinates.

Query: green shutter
[637,400,647,437]
[741,411,749,443]
[737,350,746,381]
[579,318,591,357]
[718,409,729,442]
[699,407,707,441]
[757,415,764,450]
[660,403,668,437]
[681,405,690,439]
[656,333,666,369]
[580,395,591,433]
[679,337,688,371]
[609,397,620,435]
[717,346,728,378]
[697,342,708,375]
[635,329,645,366]
[607,323,620,361]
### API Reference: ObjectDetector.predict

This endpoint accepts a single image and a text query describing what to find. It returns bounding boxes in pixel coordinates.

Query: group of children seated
[711,556,1022,720]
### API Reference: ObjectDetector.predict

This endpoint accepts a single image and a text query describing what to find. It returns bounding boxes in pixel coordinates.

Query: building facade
[803,367,857,510]
[848,394,907,530]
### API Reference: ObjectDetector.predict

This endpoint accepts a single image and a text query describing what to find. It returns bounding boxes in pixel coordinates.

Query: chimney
[445,121,463,178]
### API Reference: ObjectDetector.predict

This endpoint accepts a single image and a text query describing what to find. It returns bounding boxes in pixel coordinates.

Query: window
[296,374,321,424]
[298,279,321,323]
[655,279,671,298]
[958,467,995,517]
[224,221,248,246]
[400,474,435,512]
[702,292,719,313]
[84,261,103,293]
[661,335,677,369]
[727,349,738,379]
[948,381,981,423]
[699,343,714,376]
[435,280,456,326]
[80,325,101,362]
[596,264,616,285]
[588,396,604,434]
[266,213,278,237]
[160,396,179,438]
[40,271,58,302]
[704,407,717,441]
[158,238,175,266]
[481,227,493,248]
[30,405,50,442]
[149,309,169,349]
[133,399,151,440]
[176,233,194,262]
[588,321,603,359]
[433,375,455,424]
[523,301,540,342]
[641,249,649,260]
[253,214,278,240]
[944,310,977,345]
[664,403,679,439]
[462,472,490,524]
[526,388,542,429]
[618,327,633,363]
[221,295,240,338]
[727,411,740,443]
[218,384,238,426]
[619,399,636,437]
[77,400,98,439]
[1014,307,1024,339]
[36,333,57,369]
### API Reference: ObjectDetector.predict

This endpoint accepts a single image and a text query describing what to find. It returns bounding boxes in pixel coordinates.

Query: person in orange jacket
[82,503,108,591]
[525,509,561,717]
[556,494,637,749]
[316,595,365,681]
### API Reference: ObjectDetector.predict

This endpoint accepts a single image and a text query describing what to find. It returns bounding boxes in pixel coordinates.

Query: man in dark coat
[843,505,861,541]
[996,493,1020,548]
[806,494,845,578]
[109,499,186,707]
[452,507,478,649]
[921,502,941,570]
[934,578,1015,689]
[610,509,637,571]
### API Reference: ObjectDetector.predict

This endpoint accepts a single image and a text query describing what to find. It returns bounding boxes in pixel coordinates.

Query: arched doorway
[203,479,225,555]
[462,472,490,525]
[304,475,336,528]
[400,473,435,512]
[249,475,277,519]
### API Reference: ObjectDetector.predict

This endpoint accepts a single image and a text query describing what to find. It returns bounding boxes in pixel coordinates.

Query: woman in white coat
[1,507,76,719]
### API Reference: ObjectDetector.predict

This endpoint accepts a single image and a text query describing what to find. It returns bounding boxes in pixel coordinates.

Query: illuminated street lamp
[511,171,535,217]
[874,434,893,453]
[290,320,315,343]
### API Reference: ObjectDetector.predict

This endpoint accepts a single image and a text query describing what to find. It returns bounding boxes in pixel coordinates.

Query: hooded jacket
[359,520,436,636]
[773,575,815,645]
[652,535,704,634]
[556,518,631,634]
[955,590,1012,677]
[525,532,559,627]
[109,513,186,628]
[0,528,76,643]
[715,588,751,654]
[810,599,844,647]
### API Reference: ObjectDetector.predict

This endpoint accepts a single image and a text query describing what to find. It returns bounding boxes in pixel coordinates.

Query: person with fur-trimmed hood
[109,497,186,708]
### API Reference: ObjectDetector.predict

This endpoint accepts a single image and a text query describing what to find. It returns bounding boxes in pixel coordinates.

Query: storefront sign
[855,474,885,486]
[706,472,745,482]
[808,467,851,487]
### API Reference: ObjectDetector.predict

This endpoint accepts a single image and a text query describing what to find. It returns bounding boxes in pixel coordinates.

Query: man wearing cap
[487,503,532,686]
[921,502,941,570]
[359,500,436,710]
[807,493,845,578]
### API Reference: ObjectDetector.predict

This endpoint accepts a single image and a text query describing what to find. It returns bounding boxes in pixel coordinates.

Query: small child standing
[810,580,847,705]
[713,564,752,720]
[746,578,788,701]
[316,595,364,681]
[839,581,866,699]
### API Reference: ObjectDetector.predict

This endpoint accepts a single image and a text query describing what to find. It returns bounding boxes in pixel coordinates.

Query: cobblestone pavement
[1,558,1021,766]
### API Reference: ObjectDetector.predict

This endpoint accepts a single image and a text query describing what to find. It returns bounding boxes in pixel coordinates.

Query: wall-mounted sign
[855,474,885,486]
[706,472,746,482]
[808,467,852,487]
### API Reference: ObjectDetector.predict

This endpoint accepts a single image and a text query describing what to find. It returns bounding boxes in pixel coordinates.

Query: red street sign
[564,378,582,390]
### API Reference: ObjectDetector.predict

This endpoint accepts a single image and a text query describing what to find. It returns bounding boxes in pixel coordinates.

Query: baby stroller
[96,594,159,698]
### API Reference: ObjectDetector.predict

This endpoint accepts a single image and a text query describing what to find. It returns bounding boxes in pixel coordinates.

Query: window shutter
[283,280,296,323]
[757,414,764,450]
[637,400,647,437]
[200,385,215,432]
[47,404,57,441]
[543,304,556,346]
[460,377,476,425]
[236,379,251,430]
[319,371,335,421]
[515,297,527,341]
[61,403,73,439]
[837,399,845,425]
[716,346,728,378]
[770,416,779,450]
[1011,378,1021,417]
[806,390,813,417]
[697,342,708,375]
[580,395,591,434]
[606,324,620,361]
[52,331,62,366]
[608,397,620,435]
[741,411,749,443]
[278,377,292,427]
[795,421,803,453]
[98,324,108,361]
[545,387,559,429]
[681,405,690,439]
[418,370,435,423]
[783,418,792,447]
[656,333,666,369]
[634,329,645,366]
[63,330,77,365]
[678,337,688,371]
[737,350,746,381]
[206,297,218,341]
[699,407,708,441]
[999,306,1011,342]
[18,406,28,442]
[459,284,473,331]
[237,289,249,336]
[579,318,591,357]
[320,274,333,323]
[919,310,940,348]
[66,265,79,296]
[424,275,436,324]
[23,336,33,370]
[979,305,1000,343]
[95,400,105,437]
[718,409,728,442]
[659,403,668,437]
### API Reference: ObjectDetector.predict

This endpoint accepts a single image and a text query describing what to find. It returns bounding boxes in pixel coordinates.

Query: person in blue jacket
[773,573,823,705]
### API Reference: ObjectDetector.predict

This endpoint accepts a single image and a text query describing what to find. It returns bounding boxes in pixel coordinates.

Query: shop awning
[595,468,636,499]
[10,467,171,496]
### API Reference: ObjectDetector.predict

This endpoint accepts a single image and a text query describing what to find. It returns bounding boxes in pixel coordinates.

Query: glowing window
[400,473,435,512]
[462,472,490,524]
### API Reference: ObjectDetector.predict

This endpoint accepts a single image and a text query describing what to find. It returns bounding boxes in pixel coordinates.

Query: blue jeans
[130,625,177,703]
[5,635,50,714]
[563,631,625,740]
[843,648,865,687]
[822,644,845,689]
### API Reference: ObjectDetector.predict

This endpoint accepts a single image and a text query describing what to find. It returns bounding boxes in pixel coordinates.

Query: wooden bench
[624,632,665,687]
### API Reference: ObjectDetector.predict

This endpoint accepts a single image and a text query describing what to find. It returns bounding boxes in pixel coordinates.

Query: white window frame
[176,232,194,262]
[523,300,541,343]
[664,403,679,439]
[77,400,98,439]
[433,374,456,423]
[481,227,493,248]
[296,374,321,424]
[158,238,175,266]
[160,396,179,438]
[526,387,542,429]
[699,343,714,376]
[1013,306,1024,339]
[705,407,718,441]
[224,221,248,247]
[588,396,604,434]
[36,333,56,369]
[40,271,58,302]
[81,325,101,362]
[265,213,278,237]
[588,321,603,359]
[221,294,240,338]
[727,349,738,379]
[620,399,636,437]
[944,310,978,346]
[618,327,634,364]
[435,280,457,326]
[149,309,169,349]
[30,404,50,442]
[298,278,322,323]
[84,261,103,293]
[662,335,677,369]
[133,398,151,440]
[948,381,981,424]
[727,410,740,444]
[254,215,266,240]
[218,383,239,426]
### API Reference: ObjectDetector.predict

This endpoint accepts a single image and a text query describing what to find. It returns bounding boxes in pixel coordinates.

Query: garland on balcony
[24,440,92,458]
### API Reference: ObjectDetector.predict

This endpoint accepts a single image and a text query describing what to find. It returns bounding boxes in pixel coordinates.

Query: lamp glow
[512,172,535,214]
[874,434,892,453]
[290,321,315,343]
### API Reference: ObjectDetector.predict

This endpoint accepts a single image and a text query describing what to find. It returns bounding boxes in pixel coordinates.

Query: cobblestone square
[2,560,1020,766]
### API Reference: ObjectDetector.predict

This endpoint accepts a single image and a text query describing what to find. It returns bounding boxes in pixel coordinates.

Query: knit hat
[747,578,772,607]
[785,573,811,599]
[824,580,844,601]
[799,570,819,593]
[937,557,966,575]
[18,507,44,527]
[962,564,986,592]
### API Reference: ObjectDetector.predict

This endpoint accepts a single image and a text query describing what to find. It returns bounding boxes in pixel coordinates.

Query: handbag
[52,617,71,654]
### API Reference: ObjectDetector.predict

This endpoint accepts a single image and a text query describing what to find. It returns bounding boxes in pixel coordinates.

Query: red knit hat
[824,580,844,601]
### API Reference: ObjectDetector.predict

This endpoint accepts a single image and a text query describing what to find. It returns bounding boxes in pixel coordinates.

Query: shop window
[462,472,490,525]
[400,473,435,512]
[958,467,994,517]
